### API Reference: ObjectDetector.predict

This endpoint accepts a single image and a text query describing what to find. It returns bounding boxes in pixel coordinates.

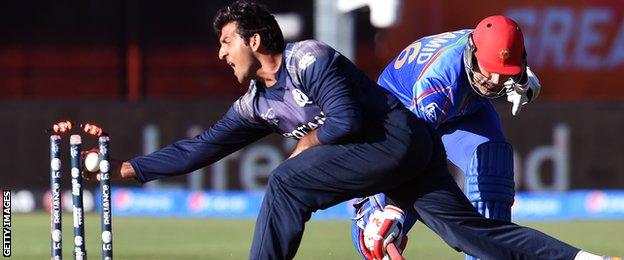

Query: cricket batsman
[350,15,606,260]
[85,2,616,259]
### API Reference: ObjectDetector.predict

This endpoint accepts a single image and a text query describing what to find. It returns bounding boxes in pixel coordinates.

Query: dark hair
[213,0,285,53]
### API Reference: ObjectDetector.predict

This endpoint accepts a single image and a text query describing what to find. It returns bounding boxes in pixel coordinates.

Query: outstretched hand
[80,149,137,181]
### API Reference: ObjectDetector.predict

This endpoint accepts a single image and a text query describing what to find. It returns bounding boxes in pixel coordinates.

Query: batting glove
[361,205,406,260]
[506,66,541,116]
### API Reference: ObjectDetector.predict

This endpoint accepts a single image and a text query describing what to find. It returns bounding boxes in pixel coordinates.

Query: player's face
[218,22,258,84]
[472,61,516,97]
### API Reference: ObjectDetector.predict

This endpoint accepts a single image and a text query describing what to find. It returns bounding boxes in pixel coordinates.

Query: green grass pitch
[10,212,624,259]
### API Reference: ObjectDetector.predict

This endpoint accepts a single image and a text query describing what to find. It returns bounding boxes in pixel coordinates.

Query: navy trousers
[248,106,579,260]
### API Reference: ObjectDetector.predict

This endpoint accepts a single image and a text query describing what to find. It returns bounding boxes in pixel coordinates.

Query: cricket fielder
[352,15,538,259]
[87,3,614,260]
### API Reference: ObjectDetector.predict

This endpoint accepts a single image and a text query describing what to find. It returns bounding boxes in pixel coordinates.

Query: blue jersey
[377,29,491,128]
[130,40,399,183]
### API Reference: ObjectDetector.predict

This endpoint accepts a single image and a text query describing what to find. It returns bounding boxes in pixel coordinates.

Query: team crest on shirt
[292,89,313,107]
[260,108,279,126]
[421,103,443,122]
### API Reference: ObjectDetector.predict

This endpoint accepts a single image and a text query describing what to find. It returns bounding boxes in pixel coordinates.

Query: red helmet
[472,15,525,75]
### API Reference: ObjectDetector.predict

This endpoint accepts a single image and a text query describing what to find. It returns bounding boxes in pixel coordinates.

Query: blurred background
[1,0,623,258]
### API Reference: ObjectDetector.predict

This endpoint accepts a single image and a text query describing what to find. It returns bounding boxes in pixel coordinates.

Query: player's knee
[267,165,310,203]
[267,166,291,193]
[269,161,296,182]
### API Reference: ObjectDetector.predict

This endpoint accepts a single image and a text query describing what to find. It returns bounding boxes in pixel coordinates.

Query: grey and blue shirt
[130,40,399,183]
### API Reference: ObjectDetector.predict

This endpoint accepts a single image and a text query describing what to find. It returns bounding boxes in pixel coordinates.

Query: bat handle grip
[386,243,405,260]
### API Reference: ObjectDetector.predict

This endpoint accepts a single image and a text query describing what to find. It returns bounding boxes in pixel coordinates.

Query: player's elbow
[317,114,362,144]
[343,116,362,134]
[334,114,363,140]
